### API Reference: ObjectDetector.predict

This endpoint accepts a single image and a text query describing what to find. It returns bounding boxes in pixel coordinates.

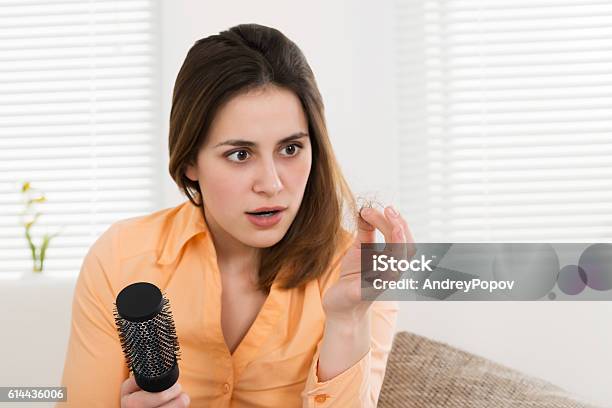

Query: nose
[252,157,284,196]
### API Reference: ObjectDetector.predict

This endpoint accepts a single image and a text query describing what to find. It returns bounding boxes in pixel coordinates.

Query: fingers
[358,206,405,266]
[120,375,140,397]
[384,206,417,260]
[121,378,187,407]
[157,393,191,407]
[383,206,405,244]
[360,205,406,245]
[359,205,415,301]
[358,207,394,244]
[394,210,416,255]
[356,207,377,245]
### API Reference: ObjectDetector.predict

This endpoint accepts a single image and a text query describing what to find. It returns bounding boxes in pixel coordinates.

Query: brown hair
[168,23,360,293]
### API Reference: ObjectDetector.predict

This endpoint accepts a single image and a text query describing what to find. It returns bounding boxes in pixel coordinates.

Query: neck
[201,205,261,275]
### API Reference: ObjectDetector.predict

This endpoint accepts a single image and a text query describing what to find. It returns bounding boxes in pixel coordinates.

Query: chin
[242,230,285,248]
[246,239,281,249]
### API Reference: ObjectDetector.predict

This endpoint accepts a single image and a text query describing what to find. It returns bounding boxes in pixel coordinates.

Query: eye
[280,143,302,157]
[226,149,250,163]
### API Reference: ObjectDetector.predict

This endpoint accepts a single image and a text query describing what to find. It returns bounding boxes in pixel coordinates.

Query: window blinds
[0,0,160,277]
[397,0,612,242]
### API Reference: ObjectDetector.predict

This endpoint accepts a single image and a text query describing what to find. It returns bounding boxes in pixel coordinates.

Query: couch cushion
[378,331,599,408]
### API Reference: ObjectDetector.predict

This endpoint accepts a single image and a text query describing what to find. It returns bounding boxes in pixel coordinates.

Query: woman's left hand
[322,204,415,323]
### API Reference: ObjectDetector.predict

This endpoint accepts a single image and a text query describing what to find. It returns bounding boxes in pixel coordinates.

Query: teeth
[249,210,277,216]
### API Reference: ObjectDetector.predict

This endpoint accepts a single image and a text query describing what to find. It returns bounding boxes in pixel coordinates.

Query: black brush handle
[134,361,179,393]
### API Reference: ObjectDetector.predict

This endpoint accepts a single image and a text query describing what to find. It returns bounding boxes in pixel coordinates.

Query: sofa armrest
[378,331,600,408]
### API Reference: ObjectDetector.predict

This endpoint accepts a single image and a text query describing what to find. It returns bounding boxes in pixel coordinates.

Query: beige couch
[378,331,601,408]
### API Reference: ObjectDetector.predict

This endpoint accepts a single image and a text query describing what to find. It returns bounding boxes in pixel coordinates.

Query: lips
[245,207,285,228]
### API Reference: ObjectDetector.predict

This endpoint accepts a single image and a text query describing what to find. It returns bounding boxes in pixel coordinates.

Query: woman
[58,23,411,407]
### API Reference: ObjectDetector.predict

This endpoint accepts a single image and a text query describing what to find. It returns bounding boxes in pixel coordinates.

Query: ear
[184,163,198,182]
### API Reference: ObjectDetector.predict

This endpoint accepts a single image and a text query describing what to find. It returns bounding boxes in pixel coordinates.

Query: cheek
[287,153,312,187]
[199,164,246,210]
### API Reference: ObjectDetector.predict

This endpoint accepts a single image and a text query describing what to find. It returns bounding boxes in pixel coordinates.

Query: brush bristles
[113,293,182,378]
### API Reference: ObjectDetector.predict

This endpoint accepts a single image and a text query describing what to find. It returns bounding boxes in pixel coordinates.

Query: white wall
[0,276,75,408]
[155,1,609,406]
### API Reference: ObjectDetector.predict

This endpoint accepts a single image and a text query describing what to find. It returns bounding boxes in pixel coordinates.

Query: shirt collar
[156,200,209,266]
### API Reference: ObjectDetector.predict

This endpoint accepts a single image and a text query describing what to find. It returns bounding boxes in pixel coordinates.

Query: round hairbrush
[113,281,182,392]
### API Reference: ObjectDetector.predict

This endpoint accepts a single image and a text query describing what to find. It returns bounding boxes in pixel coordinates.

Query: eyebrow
[213,132,309,148]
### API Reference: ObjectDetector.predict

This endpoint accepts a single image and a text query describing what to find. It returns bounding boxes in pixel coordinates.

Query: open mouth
[246,210,281,217]
[245,209,285,227]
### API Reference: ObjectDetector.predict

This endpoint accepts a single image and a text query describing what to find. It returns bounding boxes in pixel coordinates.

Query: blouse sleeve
[301,300,400,407]
[55,224,129,408]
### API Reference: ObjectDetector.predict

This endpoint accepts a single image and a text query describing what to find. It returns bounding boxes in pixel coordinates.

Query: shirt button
[222,383,231,394]
[314,394,329,403]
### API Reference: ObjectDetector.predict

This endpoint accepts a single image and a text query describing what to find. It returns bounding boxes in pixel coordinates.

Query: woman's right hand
[120,375,191,407]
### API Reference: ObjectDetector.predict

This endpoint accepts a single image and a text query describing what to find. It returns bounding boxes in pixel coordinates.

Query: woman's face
[185,85,312,249]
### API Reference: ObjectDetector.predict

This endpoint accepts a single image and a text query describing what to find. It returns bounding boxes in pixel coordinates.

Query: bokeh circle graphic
[492,243,559,300]
[578,243,612,291]
[557,264,587,295]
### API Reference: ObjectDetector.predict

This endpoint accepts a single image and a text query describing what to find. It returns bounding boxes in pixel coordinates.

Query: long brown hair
[168,23,359,293]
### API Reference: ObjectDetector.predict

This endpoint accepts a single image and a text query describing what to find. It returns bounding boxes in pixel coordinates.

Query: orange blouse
[56,200,399,407]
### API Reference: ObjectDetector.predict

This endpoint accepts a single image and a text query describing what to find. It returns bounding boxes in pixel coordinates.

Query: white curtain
[397,0,612,242]
[0,0,161,276]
